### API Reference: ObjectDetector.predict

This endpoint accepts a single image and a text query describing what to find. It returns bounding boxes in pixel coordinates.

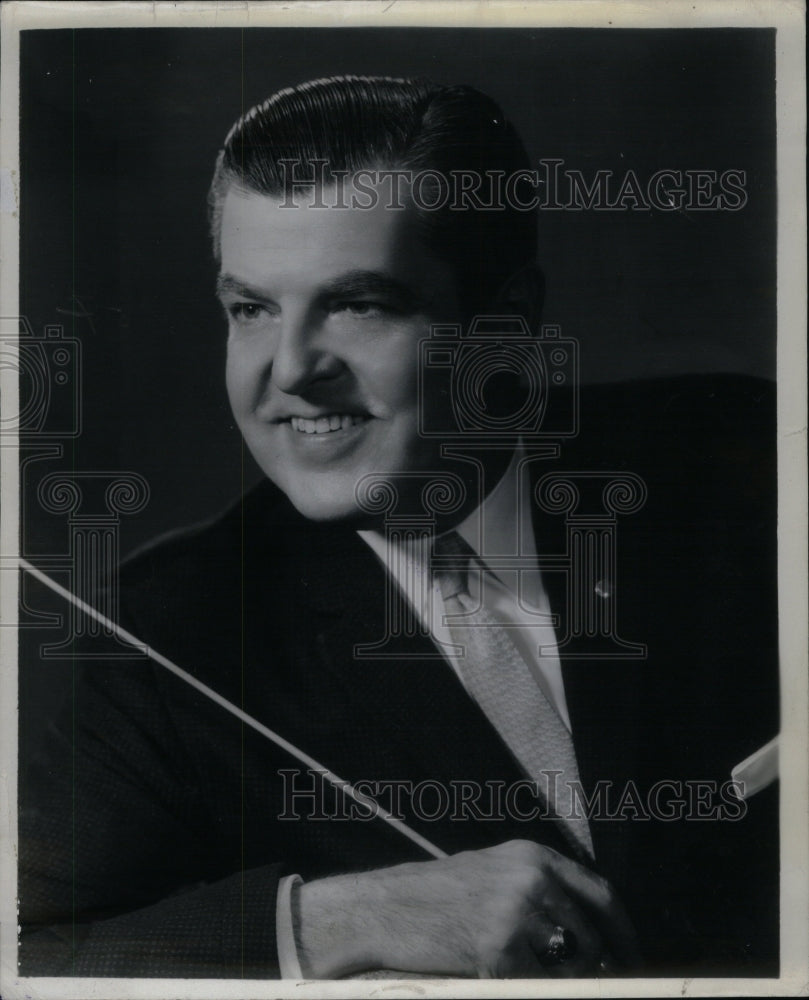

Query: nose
[270,308,343,396]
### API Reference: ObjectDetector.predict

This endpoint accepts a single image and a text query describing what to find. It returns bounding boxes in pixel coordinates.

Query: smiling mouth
[288,414,370,435]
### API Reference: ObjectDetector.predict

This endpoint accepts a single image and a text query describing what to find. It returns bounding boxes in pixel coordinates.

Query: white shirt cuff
[276,873,304,979]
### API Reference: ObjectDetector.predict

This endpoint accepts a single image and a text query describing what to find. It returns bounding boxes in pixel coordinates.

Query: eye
[227,302,271,325]
[335,300,391,318]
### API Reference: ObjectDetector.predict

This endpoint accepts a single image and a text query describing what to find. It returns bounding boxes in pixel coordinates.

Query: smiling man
[19,76,779,981]
[217,178,463,523]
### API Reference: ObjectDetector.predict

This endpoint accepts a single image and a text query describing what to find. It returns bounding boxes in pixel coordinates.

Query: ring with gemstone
[538,925,578,967]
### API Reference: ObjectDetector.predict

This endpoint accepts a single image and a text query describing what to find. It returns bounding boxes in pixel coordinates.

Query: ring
[538,925,578,967]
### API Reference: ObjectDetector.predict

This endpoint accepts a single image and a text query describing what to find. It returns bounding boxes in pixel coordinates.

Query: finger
[488,928,551,979]
[534,885,604,973]
[524,912,593,979]
[537,849,642,967]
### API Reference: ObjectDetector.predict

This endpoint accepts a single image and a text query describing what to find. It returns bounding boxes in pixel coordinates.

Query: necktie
[433,531,594,861]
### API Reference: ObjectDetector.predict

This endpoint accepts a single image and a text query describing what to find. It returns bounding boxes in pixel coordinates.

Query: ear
[492,264,545,334]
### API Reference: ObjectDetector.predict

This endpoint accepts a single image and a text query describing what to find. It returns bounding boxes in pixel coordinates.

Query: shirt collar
[357,444,540,605]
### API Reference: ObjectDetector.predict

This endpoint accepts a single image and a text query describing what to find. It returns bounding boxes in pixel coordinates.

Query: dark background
[14,26,781,979]
[19,26,776,559]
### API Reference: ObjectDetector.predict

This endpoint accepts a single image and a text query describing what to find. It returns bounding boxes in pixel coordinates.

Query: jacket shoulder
[119,478,294,592]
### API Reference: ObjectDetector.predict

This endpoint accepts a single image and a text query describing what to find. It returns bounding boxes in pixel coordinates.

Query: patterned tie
[433,531,594,861]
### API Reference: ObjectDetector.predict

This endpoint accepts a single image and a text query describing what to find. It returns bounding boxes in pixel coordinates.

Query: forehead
[218,183,457,303]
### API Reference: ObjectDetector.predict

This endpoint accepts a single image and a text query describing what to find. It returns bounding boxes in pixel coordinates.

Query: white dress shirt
[359,445,572,729]
[277,446,573,976]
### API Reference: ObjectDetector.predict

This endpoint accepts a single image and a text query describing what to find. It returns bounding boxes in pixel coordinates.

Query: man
[19,76,778,979]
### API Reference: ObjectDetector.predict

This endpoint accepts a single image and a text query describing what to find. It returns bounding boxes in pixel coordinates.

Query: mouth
[287,414,371,435]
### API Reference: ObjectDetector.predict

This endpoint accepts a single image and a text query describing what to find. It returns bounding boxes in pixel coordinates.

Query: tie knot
[433,531,475,601]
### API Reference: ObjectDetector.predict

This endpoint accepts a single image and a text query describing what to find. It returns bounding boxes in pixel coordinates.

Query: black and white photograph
[0,1,806,997]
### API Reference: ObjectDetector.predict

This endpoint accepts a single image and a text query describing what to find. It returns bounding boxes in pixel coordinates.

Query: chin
[281,484,369,525]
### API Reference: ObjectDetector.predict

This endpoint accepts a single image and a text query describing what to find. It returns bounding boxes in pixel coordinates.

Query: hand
[297,839,640,978]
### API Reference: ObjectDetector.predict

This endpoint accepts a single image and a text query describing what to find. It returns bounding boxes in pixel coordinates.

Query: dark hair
[208,75,538,314]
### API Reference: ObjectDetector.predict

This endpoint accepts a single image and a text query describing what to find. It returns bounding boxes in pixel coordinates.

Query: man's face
[218,182,462,522]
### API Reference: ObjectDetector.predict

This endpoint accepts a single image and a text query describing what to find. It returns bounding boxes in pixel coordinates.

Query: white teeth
[289,414,367,434]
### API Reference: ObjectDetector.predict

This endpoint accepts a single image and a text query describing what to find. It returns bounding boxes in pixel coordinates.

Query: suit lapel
[529,429,647,883]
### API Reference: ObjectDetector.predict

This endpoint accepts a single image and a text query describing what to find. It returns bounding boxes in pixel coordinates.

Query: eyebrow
[318,270,421,309]
[215,273,274,302]
[215,269,423,310]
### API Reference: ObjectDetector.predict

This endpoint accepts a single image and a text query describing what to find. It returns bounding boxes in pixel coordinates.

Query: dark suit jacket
[19,374,779,979]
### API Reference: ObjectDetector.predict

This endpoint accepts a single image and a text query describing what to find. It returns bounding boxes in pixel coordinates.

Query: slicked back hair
[208,75,538,316]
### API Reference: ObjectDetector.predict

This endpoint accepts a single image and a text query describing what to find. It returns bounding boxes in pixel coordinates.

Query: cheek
[363,340,421,412]
[224,331,262,401]
[225,345,251,419]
